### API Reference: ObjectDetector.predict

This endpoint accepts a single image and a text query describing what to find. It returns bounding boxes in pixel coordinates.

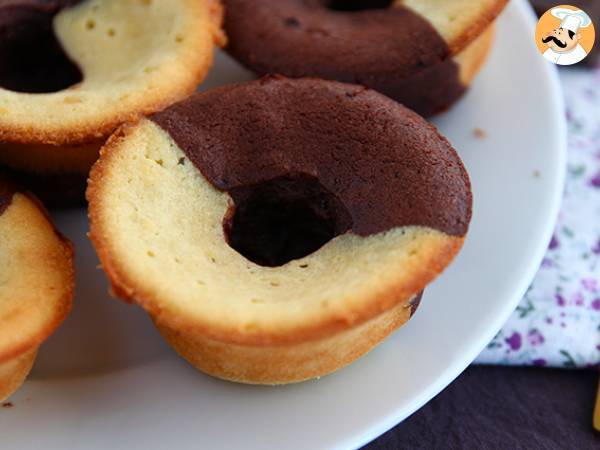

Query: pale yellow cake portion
[156,292,419,384]
[0,0,225,146]
[400,0,507,54]
[87,114,467,383]
[457,24,495,86]
[0,192,74,400]
[89,120,464,345]
[0,349,37,402]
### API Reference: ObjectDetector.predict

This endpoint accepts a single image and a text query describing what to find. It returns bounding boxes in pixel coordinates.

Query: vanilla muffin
[0,0,225,204]
[0,175,74,400]
[88,77,472,384]
[223,0,506,116]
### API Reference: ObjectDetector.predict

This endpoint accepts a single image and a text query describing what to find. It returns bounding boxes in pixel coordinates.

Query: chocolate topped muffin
[151,76,471,240]
[88,77,472,384]
[223,0,506,115]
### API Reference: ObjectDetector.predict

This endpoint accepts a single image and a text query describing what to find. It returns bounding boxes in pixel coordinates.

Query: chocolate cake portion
[222,0,463,116]
[0,0,83,93]
[152,77,472,264]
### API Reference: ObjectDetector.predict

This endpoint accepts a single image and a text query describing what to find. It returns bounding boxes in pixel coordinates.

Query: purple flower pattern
[505,332,522,351]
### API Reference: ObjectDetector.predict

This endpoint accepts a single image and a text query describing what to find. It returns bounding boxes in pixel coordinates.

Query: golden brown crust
[0,193,75,364]
[209,0,228,48]
[0,0,225,146]
[87,121,466,347]
[446,1,507,55]
[87,125,138,303]
[155,294,416,384]
[0,348,37,402]
[0,141,102,175]
[458,24,496,86]
[399,0,508,55]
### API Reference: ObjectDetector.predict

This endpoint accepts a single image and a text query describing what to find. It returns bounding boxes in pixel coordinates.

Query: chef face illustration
[537,6,595,66]
[542,26,580,53]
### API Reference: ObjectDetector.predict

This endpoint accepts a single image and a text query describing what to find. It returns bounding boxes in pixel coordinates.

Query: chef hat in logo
[551,8,592,33]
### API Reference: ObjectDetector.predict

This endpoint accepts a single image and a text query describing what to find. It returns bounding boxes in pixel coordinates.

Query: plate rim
[0,1,568,449]
[344,1,567,448]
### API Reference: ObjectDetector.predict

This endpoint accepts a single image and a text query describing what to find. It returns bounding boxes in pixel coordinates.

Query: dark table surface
[364,366,598,449]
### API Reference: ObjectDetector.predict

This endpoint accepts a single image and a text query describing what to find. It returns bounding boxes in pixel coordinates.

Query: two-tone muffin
[88,77,472,384]
[223,0,507,116]
[0,0,225,205]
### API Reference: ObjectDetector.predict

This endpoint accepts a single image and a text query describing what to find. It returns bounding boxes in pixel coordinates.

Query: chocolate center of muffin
[323,0,393,11]
[224,174,352,267]
[0,1,83,93]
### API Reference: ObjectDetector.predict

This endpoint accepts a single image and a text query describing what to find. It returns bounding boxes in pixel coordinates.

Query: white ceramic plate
[0,1,565,449]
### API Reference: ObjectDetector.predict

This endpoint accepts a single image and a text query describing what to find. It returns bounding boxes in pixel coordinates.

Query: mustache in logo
[542,35,567,48]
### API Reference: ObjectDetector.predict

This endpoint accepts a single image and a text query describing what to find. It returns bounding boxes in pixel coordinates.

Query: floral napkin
[476,68,600,368]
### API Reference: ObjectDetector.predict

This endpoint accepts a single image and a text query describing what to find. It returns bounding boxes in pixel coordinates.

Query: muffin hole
[85,19,96,30]
[223,173,352,268]
[147,251,155,257]
[107,28,116,37]
[323,0,393,12]
[175,35,184,43]
[0,7,83,93]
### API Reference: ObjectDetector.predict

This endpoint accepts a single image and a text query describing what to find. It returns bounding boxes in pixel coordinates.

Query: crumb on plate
[473,128,487,139]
